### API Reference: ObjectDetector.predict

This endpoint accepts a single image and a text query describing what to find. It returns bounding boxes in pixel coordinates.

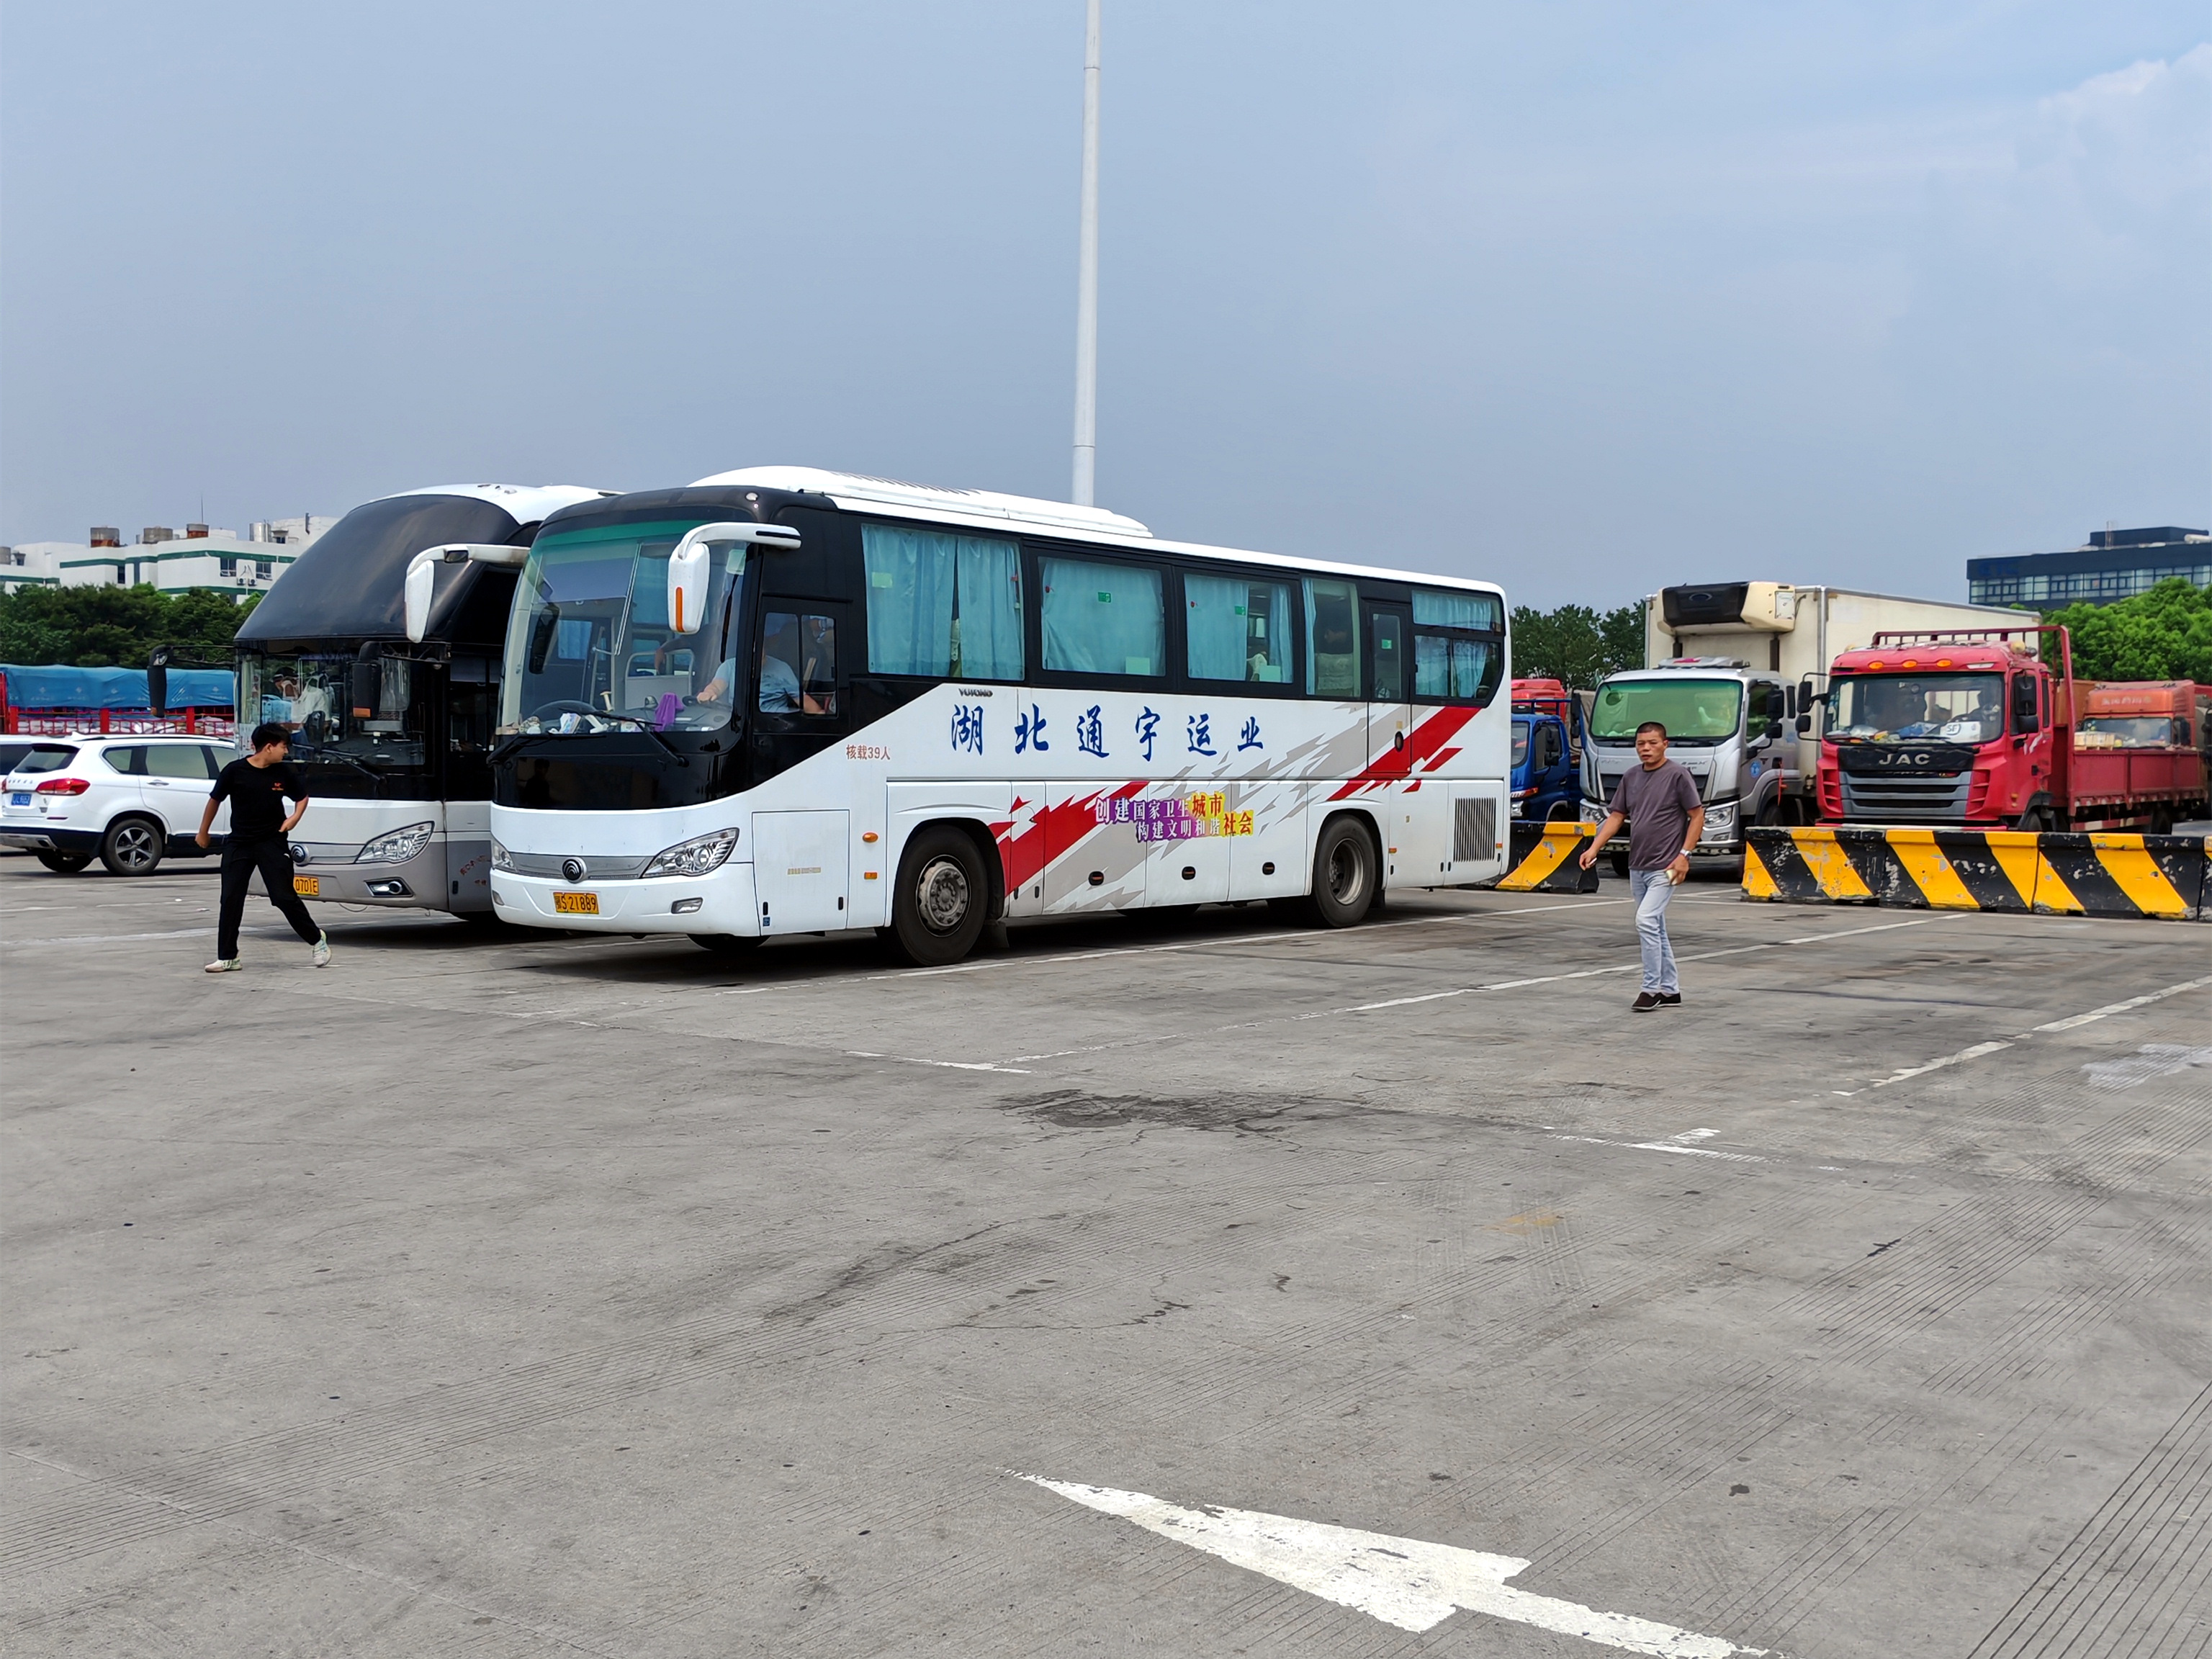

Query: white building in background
[7,517,333,601]
[1,544,63,593]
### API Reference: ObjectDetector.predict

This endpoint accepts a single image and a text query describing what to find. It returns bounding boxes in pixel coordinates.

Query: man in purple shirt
[1580,721,1706,1011]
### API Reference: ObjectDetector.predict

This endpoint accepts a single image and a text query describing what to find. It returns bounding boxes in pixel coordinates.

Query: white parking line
[1835,973,2212,1094]
[2019,975,2212,1034]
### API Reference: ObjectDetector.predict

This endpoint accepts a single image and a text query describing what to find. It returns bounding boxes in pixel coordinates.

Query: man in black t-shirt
[197,722,328,972]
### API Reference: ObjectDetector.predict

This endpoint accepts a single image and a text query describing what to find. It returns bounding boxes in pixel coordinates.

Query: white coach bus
[233,484,611,917]
[487,467,1509,965]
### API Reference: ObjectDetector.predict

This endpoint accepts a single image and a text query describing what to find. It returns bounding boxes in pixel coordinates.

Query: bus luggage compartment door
[753,810,850,934]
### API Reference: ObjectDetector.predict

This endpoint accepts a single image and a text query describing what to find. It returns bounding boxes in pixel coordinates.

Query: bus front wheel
[1303,816,1378,929]
[892,826,987,966]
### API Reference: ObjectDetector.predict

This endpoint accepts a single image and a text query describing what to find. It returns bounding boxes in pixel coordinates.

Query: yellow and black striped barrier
[1743,827,2210,921]
[1495,821,1602,894]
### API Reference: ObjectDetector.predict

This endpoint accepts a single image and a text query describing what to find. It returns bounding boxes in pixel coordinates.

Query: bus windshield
[499,523,747,736]
[1591,678,1742,742]
[1830,673,2004,744]
[243,652,431,785]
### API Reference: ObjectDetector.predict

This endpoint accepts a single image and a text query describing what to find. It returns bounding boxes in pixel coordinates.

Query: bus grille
[1453,797,1498,861]
[1839,771,1972,821]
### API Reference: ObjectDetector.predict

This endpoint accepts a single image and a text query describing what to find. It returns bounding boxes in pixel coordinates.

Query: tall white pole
[1071,0,1102,506]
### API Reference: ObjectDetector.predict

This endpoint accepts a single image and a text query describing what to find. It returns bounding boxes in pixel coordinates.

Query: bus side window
[761,611,837,717]
[1040,557,1165,678]
[1304,580,1360,697]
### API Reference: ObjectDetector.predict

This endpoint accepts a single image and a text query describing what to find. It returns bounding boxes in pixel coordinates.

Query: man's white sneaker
[310,934,331,968]
[204,958,243,974]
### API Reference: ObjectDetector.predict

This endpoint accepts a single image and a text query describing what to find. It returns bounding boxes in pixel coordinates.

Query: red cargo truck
[1811,625,2209,832]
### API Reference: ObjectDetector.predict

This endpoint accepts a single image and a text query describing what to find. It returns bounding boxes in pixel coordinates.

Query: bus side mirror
[667,541,711,637]
[665,521,802,636]
[147,648,170,714]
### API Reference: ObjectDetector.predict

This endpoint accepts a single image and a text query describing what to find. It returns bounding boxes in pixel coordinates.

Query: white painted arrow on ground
[1020,1475,1772,1658]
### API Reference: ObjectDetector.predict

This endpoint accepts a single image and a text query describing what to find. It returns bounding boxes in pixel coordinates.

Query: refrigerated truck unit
[1582,582,2026,863]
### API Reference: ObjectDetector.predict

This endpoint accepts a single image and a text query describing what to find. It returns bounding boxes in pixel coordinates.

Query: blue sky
[3,2,2206,606]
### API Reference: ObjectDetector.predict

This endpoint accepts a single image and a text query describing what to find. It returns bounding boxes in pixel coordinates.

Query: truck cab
[1510,676,1583,822]
[1813,639,2044,827]
[1582,658,1797,864]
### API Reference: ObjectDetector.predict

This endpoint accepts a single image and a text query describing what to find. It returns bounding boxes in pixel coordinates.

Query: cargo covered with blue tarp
[0,665,233,709]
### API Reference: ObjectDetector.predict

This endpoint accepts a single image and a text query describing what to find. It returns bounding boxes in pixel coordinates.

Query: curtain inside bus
[1305,580,1361,696]
[860,524,1024,680]
[1186,574,1293,683]
[1041,557,1164,677]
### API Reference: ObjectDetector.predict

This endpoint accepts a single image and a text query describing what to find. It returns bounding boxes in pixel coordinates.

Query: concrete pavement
[4,859,2207,1656]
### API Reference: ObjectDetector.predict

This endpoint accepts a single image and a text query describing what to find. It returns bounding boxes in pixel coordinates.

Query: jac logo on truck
[1876,751,1933,768]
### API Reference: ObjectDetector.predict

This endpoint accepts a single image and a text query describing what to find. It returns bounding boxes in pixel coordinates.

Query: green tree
[0,583,261,668]
[1511,601,1646,688]
[2043,579,2212,682]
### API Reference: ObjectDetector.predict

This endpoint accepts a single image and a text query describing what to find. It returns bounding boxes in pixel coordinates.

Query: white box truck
[1581,582,2026,870]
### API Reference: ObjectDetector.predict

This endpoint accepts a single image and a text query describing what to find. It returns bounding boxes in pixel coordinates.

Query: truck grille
[1839,771,1972,821]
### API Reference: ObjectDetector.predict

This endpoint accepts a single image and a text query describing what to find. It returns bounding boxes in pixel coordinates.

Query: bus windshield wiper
[593,711,691,768]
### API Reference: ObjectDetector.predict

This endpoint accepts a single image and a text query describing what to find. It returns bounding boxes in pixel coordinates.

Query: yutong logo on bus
[562,858,586,883]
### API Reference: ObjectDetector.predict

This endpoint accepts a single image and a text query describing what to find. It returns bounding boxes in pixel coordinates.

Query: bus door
[750,599,852,932]
[1362,594,1432,886]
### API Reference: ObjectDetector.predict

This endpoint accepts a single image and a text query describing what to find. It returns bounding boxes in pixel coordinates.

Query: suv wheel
[99,816,166,876]
[37,850,94,873]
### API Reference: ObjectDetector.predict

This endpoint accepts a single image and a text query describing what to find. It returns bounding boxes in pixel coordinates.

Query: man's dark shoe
[1659,992,1682,1007]
[1632,992,1663,1012]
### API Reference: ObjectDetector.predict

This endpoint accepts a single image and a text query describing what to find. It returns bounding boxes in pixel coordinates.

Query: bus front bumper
[491,860,760,935]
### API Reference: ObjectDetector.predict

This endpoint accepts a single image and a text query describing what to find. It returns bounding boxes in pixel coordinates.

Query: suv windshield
[1831,673,2004,743]
[499,521,747,735]
[1591,678,1743,742]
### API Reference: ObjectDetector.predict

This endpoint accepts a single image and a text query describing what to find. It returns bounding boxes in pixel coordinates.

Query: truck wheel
[891,825,987,966]
[1609,848,1629,881]
[1544,799,1578,823]
[36,850,93,873]
[1303,815,1378,928]
[99,817,165,876]
[690,933,763,956]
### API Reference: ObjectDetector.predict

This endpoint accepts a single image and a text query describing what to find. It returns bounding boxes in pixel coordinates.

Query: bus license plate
[554,891,599,915]
[293,876,320,897]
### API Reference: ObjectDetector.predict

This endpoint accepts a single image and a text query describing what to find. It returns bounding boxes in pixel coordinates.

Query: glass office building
[1968,526,2211,608]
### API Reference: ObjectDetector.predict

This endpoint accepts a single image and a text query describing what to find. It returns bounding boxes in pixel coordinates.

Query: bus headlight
[490,839,516,872]
[355,821,435,864]
[642,826,739,878]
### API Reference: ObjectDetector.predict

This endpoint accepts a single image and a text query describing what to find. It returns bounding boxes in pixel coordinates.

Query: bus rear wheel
[691,933,763,957]
[891,826,987,966]
[1303,816,1378,928]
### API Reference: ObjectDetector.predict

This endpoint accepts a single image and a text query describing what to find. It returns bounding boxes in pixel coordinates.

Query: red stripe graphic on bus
[1328,705,1479,800]
[997,781,1146,894]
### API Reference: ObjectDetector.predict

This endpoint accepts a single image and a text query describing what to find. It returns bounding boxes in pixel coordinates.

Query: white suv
[0,735,235,876]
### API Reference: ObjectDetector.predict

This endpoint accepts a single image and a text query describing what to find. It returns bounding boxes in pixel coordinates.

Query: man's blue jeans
[1628,867,1679,994]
